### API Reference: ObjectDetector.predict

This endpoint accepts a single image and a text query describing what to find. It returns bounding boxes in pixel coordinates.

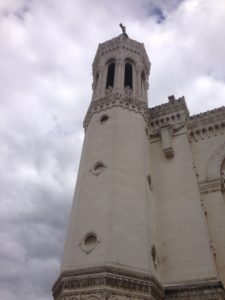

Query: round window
[79,232,100,254]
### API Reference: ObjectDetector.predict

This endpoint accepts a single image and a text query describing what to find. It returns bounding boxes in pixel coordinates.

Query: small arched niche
[106,61,115,89]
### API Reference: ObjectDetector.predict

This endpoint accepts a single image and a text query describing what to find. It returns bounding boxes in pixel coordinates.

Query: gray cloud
[0,0,225,299]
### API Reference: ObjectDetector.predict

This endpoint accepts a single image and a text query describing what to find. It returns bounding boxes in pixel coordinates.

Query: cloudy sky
[0,0,225,299]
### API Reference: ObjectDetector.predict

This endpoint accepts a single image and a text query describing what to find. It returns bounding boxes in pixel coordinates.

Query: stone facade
[52,32,225,300]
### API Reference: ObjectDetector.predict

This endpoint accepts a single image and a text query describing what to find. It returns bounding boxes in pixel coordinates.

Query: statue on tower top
[119,23,128,38]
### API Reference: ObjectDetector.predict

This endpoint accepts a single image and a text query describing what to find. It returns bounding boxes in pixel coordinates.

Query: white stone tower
[52,27,164,300]
[52,27,225,300]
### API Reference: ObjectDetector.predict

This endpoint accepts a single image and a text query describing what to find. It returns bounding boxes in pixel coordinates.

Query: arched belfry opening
[106,62,115,89]
[124,62,133,89]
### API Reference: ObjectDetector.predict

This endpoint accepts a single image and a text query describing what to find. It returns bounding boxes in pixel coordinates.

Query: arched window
[106,62,115,88]
[124,63,133,89]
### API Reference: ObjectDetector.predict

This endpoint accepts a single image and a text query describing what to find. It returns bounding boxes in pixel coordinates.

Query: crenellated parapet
[148,96,189,158]
[187,107,225,142]
[148,96,225,147]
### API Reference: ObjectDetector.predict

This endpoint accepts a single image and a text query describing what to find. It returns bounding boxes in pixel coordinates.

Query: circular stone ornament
[79,232,100,254]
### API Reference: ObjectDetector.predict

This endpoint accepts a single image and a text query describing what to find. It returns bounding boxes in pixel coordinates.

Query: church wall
[202,191,225,286]
[150,131,217,284]
[190,134,225,286]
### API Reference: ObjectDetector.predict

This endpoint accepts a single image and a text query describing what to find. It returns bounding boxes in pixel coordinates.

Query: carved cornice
[165,280,225,299]
[52,265,164,300]
[83,94,149,131]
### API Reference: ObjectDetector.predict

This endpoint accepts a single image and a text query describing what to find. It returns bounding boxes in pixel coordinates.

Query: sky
[0,0,225,299]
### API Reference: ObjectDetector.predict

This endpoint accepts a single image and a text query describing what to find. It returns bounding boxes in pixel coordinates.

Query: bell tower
[52,26,164,300]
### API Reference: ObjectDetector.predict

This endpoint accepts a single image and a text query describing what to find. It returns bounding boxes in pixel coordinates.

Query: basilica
[52,28,225,300]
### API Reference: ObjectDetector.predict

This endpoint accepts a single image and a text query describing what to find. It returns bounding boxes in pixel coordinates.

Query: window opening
[100,114,109,124]
[106,63,115,88]
[124,63,133,89]
[147,174,152,190]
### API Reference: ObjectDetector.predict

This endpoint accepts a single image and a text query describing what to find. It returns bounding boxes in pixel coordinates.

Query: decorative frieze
[165,280,225,299]
[52,266,164,300]
[83,94,149,131]
[188,122,225,142]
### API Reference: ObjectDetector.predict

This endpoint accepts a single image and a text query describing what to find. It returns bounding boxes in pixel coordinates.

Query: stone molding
[199,179,222,194]
[188,122,225,142]
[52,265,164,300]
[83,94,149,131]
[165,280,225,299]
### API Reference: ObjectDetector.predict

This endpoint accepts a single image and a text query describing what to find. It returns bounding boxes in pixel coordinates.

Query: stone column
[99,65,107,98]
[114,58,124,93]
[136,66,142,99]
[93,65,104,100]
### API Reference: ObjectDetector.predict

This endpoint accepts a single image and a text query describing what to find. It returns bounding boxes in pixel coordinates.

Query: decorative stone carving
[124,85,132,96]
[79,232,100,254]
[52,265,164,300]
[83,94,149,131]
[105,86,113,96]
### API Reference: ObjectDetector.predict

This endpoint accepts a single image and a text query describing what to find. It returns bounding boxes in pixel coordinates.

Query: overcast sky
[0,0,225,299]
